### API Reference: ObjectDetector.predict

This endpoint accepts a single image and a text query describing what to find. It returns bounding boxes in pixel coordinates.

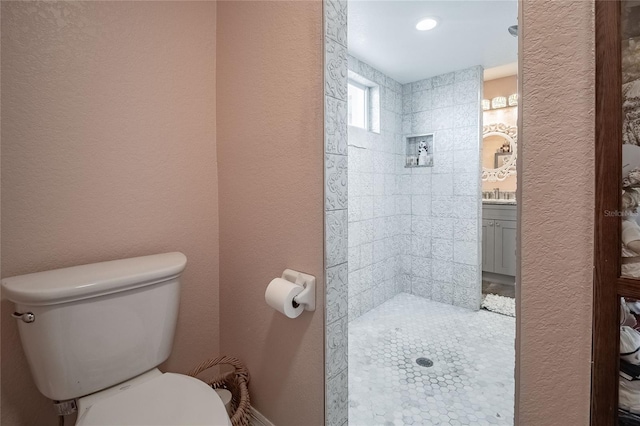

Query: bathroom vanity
[482,202,516,277]
[481,122,517,281]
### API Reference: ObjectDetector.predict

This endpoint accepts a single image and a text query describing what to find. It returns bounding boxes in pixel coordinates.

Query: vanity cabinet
[482,204,516,276]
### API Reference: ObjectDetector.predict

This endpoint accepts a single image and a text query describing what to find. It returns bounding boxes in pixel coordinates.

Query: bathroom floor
[348,293,515,426]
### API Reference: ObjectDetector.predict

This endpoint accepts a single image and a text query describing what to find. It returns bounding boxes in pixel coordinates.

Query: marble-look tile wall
[400,66,483,310]
[324,0,348,425]
[347,55,404,321]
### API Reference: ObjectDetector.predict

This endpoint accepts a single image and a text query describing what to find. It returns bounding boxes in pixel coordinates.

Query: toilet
[1,252,231,426]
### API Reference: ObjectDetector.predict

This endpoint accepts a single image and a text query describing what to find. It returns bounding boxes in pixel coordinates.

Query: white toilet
[2,252,231,426]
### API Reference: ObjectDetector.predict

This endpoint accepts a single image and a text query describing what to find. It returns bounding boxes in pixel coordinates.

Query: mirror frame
[482,123,517,182]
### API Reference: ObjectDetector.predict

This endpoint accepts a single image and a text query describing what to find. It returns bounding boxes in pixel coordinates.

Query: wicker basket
[187,356,251,426]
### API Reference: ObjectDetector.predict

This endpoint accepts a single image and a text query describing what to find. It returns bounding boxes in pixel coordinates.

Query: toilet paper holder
[282,269,316,311]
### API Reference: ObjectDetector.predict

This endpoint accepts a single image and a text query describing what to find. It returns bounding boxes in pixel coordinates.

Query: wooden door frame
[592,1,627,424]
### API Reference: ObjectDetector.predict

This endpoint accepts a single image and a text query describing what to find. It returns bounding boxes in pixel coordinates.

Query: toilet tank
[1,252,187,401]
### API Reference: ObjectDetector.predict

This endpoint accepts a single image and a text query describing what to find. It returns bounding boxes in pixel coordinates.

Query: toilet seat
[75,370,231,426]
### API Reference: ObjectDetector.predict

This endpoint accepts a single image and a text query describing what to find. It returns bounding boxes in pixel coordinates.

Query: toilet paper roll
[265,277,304,318]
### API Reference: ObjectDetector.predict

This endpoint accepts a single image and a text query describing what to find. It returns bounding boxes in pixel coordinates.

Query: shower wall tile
[326,316,348,378]
[325,153,348,210]
[412,78,433,92]
[325,3,348,425]
[411,256,432,279]
[432,237,454,261]
[435,128,455,152]
[411,111,432,133]
[431,195,454,218]
[348,246,360,272]
[432,72,455,87]
[411,217,431,238]
[412,89,433,112]
[412,276,432,299]
[411,237,431,257]
[431,280,454,304]
[326,263,348,324]
[432,84,454,107]
[411,194,431,216]
[455,102,480,128]
[325,96,348,155]
[326,203,348,269]
[454,148,480,172]
[411,174,431,194]
[432,259,454,283]
[430,217,454,239]
[454,218,478,242]
[361,219,374,243]
[397,273,412,292]
[454,172,478,196]
[455,66,482,82]
[325,39,347,101]
[432,106,455,130]
[453,196,479,219]
[360,242,373,267]
[433,149,454,174]
[348,56,404,321]
[454,125,480,151]
[402,66,482,310]
[453,284,481,310]
[326,368,348,426]
[455,79,481,104]
[324,0,347,47]
[432,174,454,196]
[454,240,479,265]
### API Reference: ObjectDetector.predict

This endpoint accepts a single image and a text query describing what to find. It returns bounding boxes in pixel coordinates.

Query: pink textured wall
[216,2,325,425]
[1,2,219,424]
[517,1,594,424]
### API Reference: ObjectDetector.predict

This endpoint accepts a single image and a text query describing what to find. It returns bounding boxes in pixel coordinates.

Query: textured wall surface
[1,2,219,424]
[216,2,325,425]
[517,1,594,424]
[401,67,483,310]
[347,55,404,321]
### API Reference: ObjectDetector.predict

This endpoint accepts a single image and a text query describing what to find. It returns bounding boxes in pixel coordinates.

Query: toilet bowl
[1,252,231,426]
[75,369,231,426]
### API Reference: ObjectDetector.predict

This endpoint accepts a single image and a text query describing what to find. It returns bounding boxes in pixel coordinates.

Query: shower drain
[416,357,433,367]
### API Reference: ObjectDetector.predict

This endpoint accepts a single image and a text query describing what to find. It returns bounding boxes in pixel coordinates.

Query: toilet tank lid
[1,252,187,306]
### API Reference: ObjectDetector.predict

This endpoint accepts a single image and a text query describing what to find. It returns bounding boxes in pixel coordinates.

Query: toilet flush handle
[11,312,35,323]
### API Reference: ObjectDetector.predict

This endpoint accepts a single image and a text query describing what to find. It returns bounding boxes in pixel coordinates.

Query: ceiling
[348,1,518,84]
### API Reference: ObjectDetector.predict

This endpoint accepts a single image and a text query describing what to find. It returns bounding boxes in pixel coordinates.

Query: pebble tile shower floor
[349,293,515,426]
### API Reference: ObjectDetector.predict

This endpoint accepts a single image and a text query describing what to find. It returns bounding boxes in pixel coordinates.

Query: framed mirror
[481,123,517,182]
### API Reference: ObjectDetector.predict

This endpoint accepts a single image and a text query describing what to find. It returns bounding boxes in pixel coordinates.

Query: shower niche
[405,133,434,168]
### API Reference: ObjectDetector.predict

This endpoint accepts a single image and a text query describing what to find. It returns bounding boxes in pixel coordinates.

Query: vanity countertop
[482,199,517,205]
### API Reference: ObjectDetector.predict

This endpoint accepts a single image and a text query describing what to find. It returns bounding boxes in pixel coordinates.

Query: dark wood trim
[618,278,640,300]
[593,1,622,425]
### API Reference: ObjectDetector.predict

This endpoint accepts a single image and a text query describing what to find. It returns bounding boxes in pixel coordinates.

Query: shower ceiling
[349,0,518,83]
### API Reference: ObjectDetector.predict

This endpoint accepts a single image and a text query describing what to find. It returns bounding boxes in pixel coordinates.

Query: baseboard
[250,407,275,426]
[482,271,516,285]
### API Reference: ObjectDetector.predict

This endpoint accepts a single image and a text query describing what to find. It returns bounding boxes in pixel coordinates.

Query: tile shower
[341,56,516,426]
[324,2,514,425]
[347,56,483,321]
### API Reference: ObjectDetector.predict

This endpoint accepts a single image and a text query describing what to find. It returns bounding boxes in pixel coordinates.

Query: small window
[348,81,369,129]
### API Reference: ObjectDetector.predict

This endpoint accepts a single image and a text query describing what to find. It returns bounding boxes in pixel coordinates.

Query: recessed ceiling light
[416,18,438,31]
